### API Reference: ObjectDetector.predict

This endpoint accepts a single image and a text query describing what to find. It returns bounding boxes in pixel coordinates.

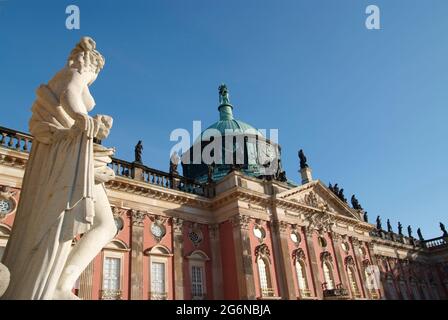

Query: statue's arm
[60,73,88,119]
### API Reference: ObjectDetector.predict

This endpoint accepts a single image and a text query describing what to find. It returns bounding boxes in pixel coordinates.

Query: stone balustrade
[423,236,447,249]
[0,126,32,153]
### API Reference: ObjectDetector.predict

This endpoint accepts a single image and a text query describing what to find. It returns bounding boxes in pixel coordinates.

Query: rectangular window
[151,262,166,296]
[103,257,121,291]
[191,266,204,298]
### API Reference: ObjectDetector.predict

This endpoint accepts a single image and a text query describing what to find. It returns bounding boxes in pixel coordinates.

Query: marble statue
[1,37,117,300]
[0,263,9,298]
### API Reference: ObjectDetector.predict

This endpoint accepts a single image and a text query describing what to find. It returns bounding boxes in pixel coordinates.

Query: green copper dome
[182,84,284,184]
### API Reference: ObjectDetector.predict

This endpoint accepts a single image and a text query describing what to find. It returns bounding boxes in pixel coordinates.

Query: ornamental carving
[292,248,306,262]
[232,215,251,231]
[172,217,184,234]
[188,222,203,247]
[111,206,123,218]
[344,255,355,266]
[0,186,17,220]
[305,211,333,233]
[304,191,319,208]
[129,209,146,226]
[320,251,333,264]
[255,243,271,260]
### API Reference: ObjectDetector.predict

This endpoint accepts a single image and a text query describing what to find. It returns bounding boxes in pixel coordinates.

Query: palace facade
[0,89,447,300]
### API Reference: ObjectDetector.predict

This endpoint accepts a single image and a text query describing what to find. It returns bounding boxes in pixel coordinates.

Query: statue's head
[67,36,105,83]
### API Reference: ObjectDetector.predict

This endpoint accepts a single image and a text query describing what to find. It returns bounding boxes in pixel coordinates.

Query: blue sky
[0,0,447,238]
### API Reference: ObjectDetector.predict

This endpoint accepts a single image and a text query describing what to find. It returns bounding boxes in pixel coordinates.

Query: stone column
[351,238,367,298]
[331,232,349,293]
[130,210,146,300]
[209,224,223,300]
[78,261,94,300]
[271,220,296,299]
[173,217,185,300]
[232,215,256,299]
[304,230,323,299]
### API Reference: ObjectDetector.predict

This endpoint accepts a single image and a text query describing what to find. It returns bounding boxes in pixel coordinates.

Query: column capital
[172,217,184,234]
[231,215,251,231]
[209,223,220,239]
[129,209,146,227]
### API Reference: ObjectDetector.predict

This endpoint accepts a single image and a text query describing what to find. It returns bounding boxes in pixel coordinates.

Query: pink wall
[219,220,239,299]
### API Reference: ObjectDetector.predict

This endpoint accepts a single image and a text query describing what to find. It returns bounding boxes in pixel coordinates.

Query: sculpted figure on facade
[1,37,117,300]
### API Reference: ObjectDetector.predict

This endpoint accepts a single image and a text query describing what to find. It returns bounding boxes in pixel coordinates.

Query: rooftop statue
[398,222,403,235]
[351,195,363,210]
[440,222,448,237]
[417,228,424,241]
[170,151,180,175]
[338,188,347,203]
[363,211,368,222]
[298,149,308,169]
[387,219,392,233]
[218,84,230,105]
[376,216,382,230]
[1,37,116,300]
[407,225,413,238]
[134,140,143,164]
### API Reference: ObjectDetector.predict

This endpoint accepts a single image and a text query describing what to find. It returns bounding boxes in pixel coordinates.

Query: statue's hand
[72,113,96,139]
[93,114,113,140]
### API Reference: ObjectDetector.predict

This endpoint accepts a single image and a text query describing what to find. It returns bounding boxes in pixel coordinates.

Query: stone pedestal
[0,263,10,298]
[300,167,313,185]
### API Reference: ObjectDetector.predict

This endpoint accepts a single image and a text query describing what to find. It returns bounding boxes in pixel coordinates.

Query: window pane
[296,260,308,291]
[151,262,166,294]
[258,258,269,291]
[103,257,121,291]
[191,266,204,297]
[323,262,334,290]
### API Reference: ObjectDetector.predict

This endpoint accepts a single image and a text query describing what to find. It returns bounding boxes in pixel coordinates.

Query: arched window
[295,260,310,297]
[100,239,129,300]
[323,262,334,290]
[347,266,361,298]
[144,245,172,300]
[257,257,273,297]
[255,244,274,298]
[186,250,210,300]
